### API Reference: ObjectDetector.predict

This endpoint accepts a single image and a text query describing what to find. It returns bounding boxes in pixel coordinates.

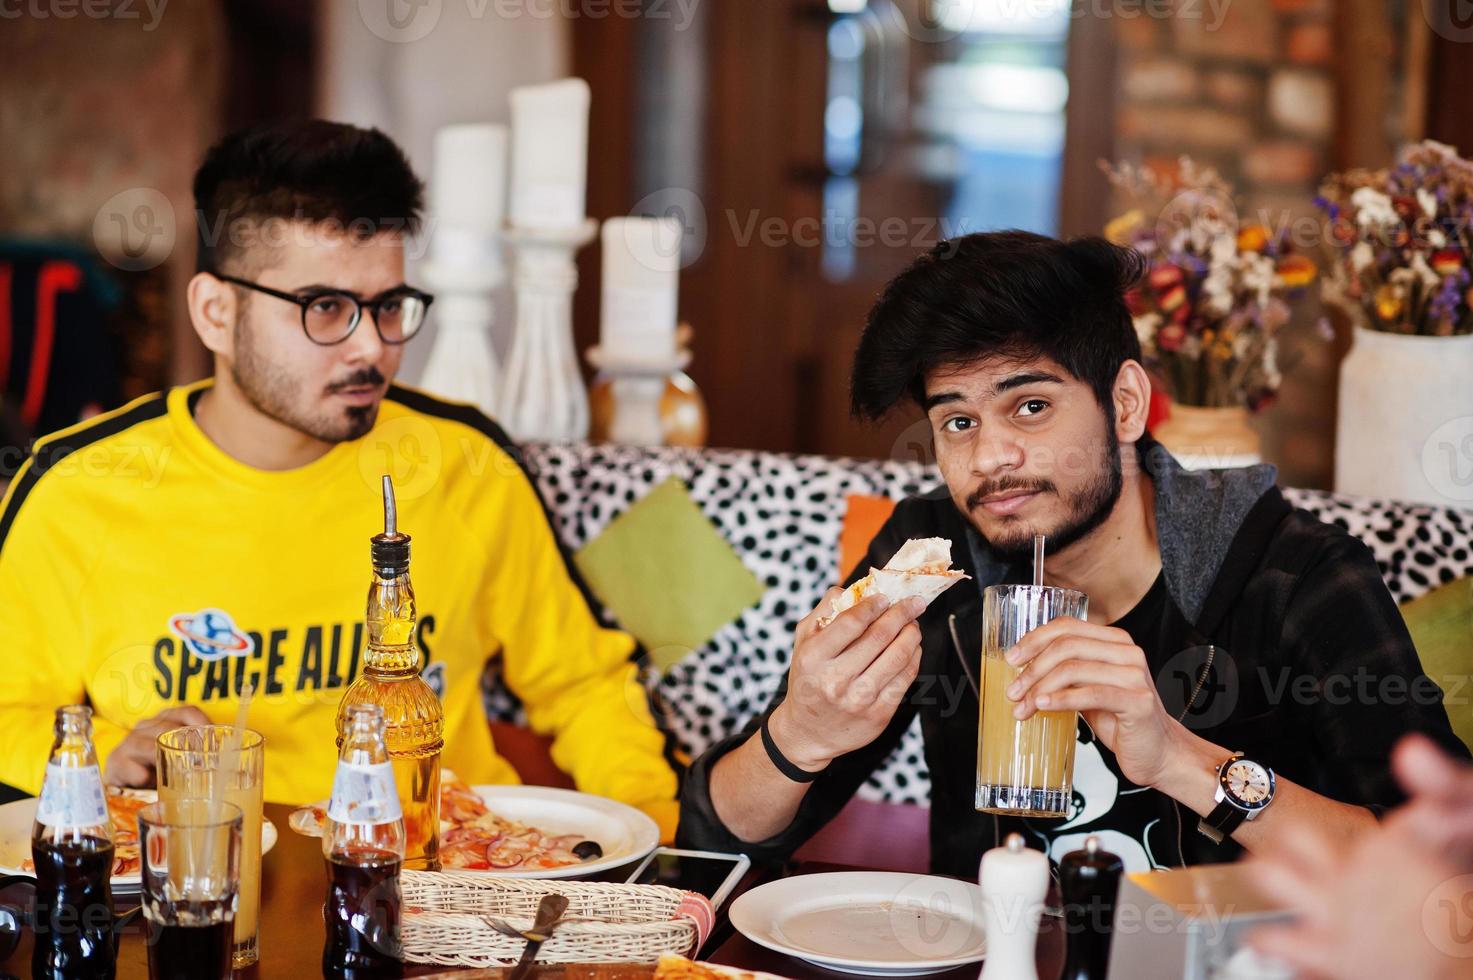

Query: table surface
[2,801,1064,979]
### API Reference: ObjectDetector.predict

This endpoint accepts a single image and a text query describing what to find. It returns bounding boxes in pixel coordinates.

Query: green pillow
[573,477,766,672]
[1402,576,1473,754]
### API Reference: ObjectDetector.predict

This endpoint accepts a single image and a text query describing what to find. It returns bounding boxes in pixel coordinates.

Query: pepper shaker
[979,833,1048,980]
[1059,835,1124,980]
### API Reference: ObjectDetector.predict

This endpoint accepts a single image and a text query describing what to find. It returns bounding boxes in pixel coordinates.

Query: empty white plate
[729,871,987,976]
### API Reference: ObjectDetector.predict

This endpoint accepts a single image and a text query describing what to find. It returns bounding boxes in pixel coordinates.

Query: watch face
[1222,759,1274,810]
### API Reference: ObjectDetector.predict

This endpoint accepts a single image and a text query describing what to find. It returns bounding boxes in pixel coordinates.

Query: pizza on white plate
[290,776,605,872]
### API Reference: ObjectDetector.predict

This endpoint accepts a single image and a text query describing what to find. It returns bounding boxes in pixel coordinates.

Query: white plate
[452,784,659,879]
[300,783,660,880]
[689,962,791,980]
[0,792,278,894]
[728,871,988,977]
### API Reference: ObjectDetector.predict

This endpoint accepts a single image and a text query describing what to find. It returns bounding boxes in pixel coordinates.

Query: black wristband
[1198,798,1249,844]
[760,716,827,783]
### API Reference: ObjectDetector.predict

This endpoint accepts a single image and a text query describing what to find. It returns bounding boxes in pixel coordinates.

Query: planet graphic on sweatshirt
[167,608,255,661]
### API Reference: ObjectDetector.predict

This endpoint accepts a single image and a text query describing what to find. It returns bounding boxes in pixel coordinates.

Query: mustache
[966,477,1055,511]
[325,368,386,394]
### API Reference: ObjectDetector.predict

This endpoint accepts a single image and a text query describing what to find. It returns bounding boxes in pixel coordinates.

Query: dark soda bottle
[31,705,115,980]
[325,848,403,979]
[323,704,405,980]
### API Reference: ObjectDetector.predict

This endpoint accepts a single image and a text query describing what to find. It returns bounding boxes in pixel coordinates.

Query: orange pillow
[839,494,898,583]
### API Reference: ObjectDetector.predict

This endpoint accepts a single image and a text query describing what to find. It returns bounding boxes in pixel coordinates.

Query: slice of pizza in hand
[819,537,970,628]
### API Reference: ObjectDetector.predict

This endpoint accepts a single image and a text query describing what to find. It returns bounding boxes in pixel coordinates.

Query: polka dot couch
[507,441,1473,806]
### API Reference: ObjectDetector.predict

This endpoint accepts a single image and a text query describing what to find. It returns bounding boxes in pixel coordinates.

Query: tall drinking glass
[138,800,240,980]
[976,584,1089,817]
[156,727,264,969]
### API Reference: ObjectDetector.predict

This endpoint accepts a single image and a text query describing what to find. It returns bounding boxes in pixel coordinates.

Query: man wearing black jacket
[678,231,1469,874]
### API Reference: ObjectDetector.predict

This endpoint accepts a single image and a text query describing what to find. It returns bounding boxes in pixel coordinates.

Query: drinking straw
[199,683,253,899]
[218,682,254,814]
[1032,534,1046,588]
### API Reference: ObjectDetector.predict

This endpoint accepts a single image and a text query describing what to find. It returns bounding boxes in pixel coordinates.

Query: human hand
[1006,617,1186,789]
[102,705,211,787]
[1249,819,1473,980]
[766,589,927,772]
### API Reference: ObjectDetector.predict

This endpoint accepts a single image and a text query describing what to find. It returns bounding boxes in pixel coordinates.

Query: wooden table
[1,801,1064,978]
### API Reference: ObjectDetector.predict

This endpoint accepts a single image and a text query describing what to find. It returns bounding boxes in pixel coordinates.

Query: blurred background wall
[319,0,569,379]
[0,1,225,397]
[2,0,1470,488]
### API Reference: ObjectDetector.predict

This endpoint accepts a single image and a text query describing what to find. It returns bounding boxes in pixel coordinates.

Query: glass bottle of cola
[31,704,116,980]
[323,703,406,980]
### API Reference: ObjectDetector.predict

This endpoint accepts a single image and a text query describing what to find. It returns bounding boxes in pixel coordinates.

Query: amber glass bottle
[336,477,443,871]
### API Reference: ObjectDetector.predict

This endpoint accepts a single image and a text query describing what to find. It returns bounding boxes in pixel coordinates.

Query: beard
[966,424,1124,563]
[232,316,383,443]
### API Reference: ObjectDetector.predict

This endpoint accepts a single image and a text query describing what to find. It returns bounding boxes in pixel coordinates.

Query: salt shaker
[1059,835,1124,980]
[978,833,1049,980]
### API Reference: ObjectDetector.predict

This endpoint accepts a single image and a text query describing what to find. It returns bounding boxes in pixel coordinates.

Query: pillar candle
[509,78,590,230]
[430,124,508,271]
[432,123,507,233]
[600,216,681,364]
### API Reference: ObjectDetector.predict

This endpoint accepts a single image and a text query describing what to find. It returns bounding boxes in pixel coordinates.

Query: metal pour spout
[382,474,397,537]
[371,474,410,574]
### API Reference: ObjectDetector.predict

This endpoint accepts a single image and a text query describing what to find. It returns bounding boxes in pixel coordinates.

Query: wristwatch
[1197,752,1276,844]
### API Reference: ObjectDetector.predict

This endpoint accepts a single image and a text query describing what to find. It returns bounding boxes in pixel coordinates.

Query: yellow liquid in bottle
[337,572,443,870]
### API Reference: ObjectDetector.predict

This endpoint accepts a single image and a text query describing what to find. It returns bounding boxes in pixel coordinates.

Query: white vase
[1335,325,1473,508]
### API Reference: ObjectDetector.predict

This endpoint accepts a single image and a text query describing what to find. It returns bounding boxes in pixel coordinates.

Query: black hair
[850,230,1147,420]
[192,119,425,273]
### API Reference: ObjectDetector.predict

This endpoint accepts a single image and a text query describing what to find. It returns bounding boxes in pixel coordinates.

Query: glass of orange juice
[976,584,1088,817]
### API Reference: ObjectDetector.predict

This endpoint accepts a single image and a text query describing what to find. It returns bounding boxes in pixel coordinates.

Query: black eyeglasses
[212,273,434,346]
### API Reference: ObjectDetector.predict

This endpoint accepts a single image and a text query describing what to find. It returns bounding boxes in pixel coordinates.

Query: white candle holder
[499,219,598,442]
[586,346,692,446]
[418,255,505,417]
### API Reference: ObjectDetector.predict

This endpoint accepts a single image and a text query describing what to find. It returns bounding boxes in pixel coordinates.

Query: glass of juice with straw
[156,686,263,969]
[976,535,1088,817]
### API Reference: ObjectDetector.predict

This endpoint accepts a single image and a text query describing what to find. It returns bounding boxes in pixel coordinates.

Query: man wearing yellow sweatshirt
[0,120,680,837]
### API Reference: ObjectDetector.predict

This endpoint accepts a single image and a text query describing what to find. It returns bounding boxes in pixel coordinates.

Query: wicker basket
[401,871,700,969]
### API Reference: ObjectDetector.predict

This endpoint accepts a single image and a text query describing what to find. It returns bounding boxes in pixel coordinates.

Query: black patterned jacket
[677,436,1470,875]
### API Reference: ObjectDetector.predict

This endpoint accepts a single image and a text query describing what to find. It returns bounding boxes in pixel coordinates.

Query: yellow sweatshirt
[0,381,678,837]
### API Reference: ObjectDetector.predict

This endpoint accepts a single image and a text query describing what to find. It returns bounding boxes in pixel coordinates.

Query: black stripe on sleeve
[0,393,168,557]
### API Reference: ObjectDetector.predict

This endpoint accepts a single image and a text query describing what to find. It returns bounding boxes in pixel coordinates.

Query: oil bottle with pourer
[335,476,443,871]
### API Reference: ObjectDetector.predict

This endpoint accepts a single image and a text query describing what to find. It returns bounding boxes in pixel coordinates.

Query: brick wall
[1114,0,1338,213]
[1109,0,1408,488]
